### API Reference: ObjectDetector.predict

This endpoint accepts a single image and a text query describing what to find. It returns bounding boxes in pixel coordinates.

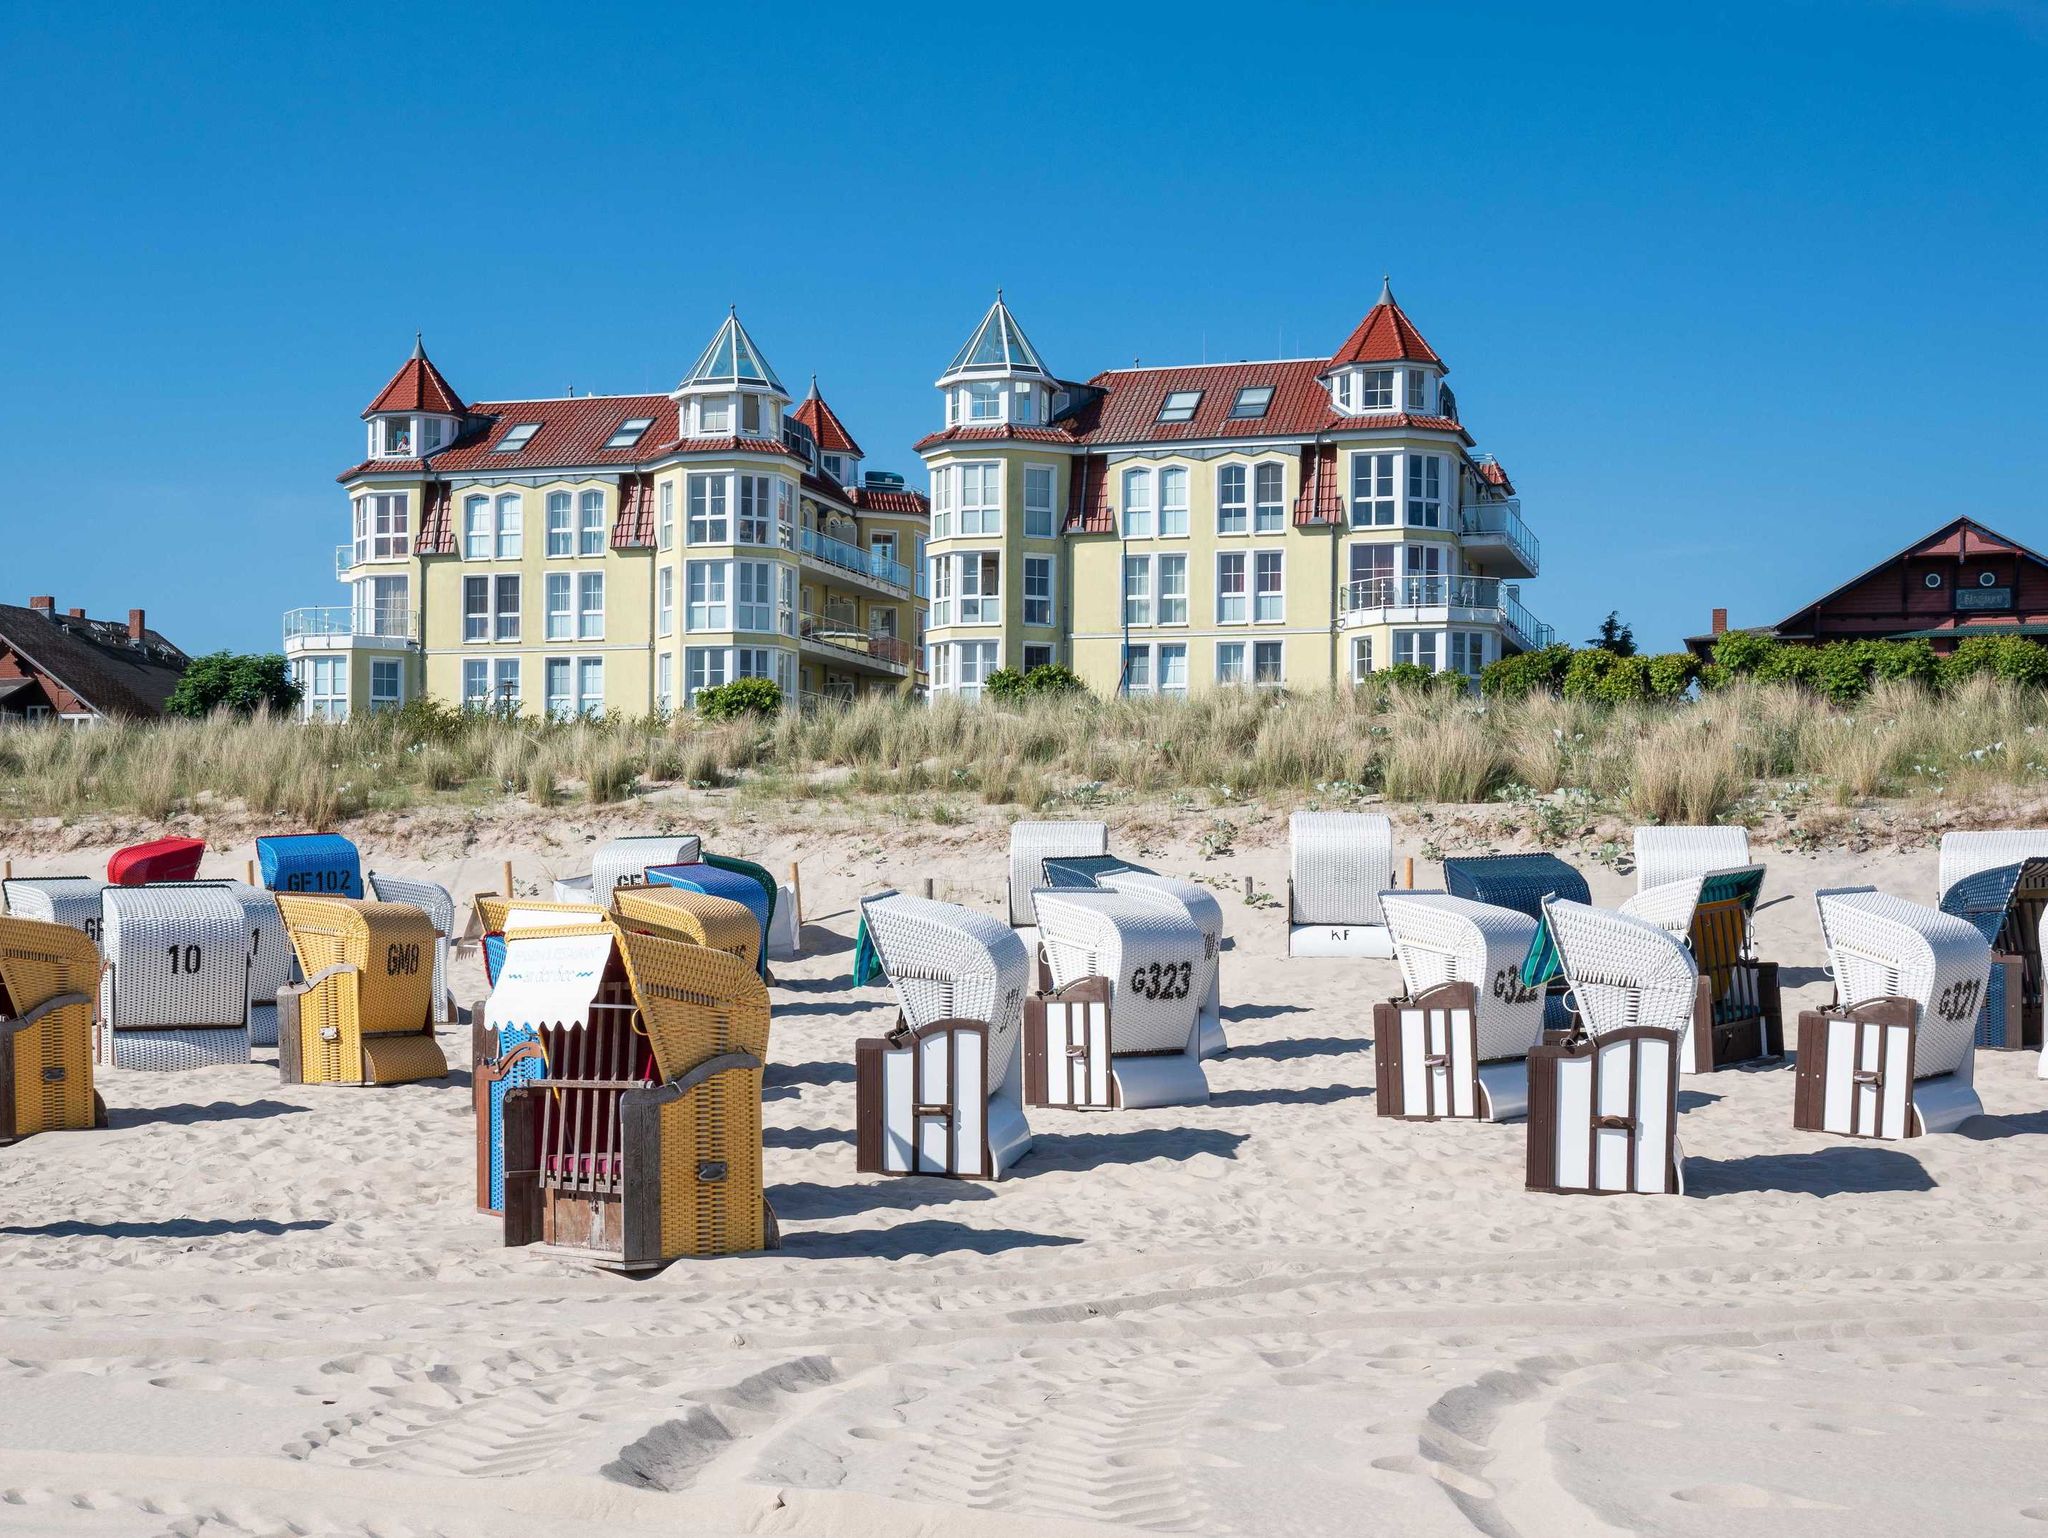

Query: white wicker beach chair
[1007,821,1108,928]
[1377,892,1545,1120]
[1095,870,1227,1058]
[2,876,105,947]
[552,836,705,905]
[1618,875,1706,938]
[99,886,253,1070]
[1525,898,1696,1194]
[1288,811,1396,958]
[1937,831,2048,898]
[855,891,1033,1178]
[366,872,458,1023]
[1634,826,1751,892]
[1027,888,1209,1109]
[1802,888,1988,1136]
[206,881,290,1049]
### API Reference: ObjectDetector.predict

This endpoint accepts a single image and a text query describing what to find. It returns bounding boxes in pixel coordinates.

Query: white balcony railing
[1457,498,1540,574]
[283,607,417,643]
[798,526,911,591]
[1341,577,1554,652]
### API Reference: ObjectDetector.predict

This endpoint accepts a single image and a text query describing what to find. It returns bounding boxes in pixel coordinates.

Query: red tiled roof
[913,423,1080,451]
[1057,360,1472,448]
[417,482,455,555]
[1476,458,1514,495]
[1065,455,1111,534]
[1328,296,1441,369]
[1293,445,1342,526]
[793,383,864,459]
[612,474,655,549]
[848,486,929,516]
[336,395,805,482]
[362,342,466,419]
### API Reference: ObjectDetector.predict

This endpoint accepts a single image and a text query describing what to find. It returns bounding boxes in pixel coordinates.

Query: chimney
[1711,607,1728,636]
[128,608,146,642]
[65,607,85,619]
[28,596,54,617]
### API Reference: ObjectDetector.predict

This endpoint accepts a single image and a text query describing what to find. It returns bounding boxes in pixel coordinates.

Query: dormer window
[1014,387,1036,424]
[1405,370,1428,411]
[1361,370,1395,410]
[420,418,448,452]
[1158,390,1202,423]
[1228,386,1272,420]
[493,422,541,454]
[604,417,654,450]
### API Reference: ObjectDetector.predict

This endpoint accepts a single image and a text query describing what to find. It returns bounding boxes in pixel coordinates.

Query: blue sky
[3,0,2043,656]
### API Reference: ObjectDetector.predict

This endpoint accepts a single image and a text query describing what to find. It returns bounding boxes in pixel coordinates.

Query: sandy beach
[3,808,2046,1537]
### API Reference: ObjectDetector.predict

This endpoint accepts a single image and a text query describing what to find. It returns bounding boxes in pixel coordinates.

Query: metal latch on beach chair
[697,1160,727,1182]
[1592,1114,1637,1131]
[913,1101,953,1118]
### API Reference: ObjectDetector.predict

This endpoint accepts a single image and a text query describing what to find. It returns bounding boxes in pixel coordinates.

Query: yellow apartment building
[915,285,1549,697]
[284,315,927,719]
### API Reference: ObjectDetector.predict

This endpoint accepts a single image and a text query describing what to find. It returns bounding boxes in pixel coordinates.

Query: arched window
[494,493,522,559]
[1122,468,1153,537]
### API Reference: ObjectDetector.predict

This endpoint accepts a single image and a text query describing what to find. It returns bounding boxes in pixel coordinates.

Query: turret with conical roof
[793,376,865,488]
[936,291,1056,431]
[361,334,466,459]
[671,308,790,439]
[1323,278,1446,417]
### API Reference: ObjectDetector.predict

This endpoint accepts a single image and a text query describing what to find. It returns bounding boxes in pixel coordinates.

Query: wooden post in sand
[1244,875,1254,901]
[2,860,10,882]
[788,861,803,930]
[245,859,256,886]
[1403,857,1415,889]
[922,876,934,899]
[502,860,514,898]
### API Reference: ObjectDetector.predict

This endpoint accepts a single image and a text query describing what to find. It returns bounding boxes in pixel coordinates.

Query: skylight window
[493,422,541,453]
[1158,390,1203,423]
[604,417,654,450]
[1228,386,1274,420]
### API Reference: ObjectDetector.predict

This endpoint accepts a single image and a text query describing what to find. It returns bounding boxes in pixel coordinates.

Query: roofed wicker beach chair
[0,914,104,1142]
[1376,892,1546,1121]
[1007,821,1109,928]
[644,863,771,977]
[1616,865,1780,1073]
[854,890,1033,1178]
[107,837,205,887]
[1039,856,1228,1058]
[1936,831,2048,1052]
[1523,898,1697,1195]
[611,883,762,975]
[1441,852,1591,919]
[493,917,775,1266]
[1633,826,1751,891]
[2,876,105,947]
[99,885,253,1070]
[272,895,446,1086]
[365,872,459,1024]
[256,833,362,898]
[1027,887,1210,1109]
[1800,888,1988,1138]
[551,835,703,905]
[211,881,291,1049]
[1287,812,1396,958]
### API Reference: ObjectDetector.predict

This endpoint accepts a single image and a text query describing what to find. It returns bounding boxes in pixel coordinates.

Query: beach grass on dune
[3,676,2046,826]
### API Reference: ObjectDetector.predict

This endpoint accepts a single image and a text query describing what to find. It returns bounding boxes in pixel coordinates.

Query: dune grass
[3,677,2046,829]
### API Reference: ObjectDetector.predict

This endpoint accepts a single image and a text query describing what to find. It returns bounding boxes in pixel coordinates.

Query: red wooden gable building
[1688,518,2048,659]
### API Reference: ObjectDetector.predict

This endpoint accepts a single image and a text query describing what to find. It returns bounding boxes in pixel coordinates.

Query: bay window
[929,554,954,625]
[353,493,409,562]
[959,463,1000,535]
[737,476,772,544]
[958,550,1001,622]
[1394,631,1441,671]
[685,646,728,701]
[1351,452,1395,527]
[686,560,729,630]
[1406,455,1443,528]
[931,466,954,539]
[735,561,773,631]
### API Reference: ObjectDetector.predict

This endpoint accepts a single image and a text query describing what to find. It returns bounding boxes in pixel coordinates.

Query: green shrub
[1809,643,1871,705]
[984,668,1027,702]
[1021,663,1088,697]
[1754,644,1821,689]
[165,652,302,718]
[1857,638,1939,686]
[1378,662,1452,692]
[1942,635,2048,688]
[1561,648,1615,699]
[1646,652,1699,699]
[1481,644,1571,699]
[1712,631,1777,676]
[696,677,782,719]
[390,695,466,745]
[1593,654,1653,703]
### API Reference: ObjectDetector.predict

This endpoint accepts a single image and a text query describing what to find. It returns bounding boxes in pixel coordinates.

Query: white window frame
[1023,464,1056,538]
[657,566,675,636]
[1253,639,1285,687]
[1023,554,1054,628]
[1121,467,1153,538]
[1351,635,1373,683]
[545,491,573,557]
[687,473,729,544]
[463,495,491,559]
[657,479,675,549]
[577,571,605,640]
[1394,630,1442,671]
[1253,461,1286,534]
[957,550,1001,625]
[1216,551,1247,625]
[1158,466,1189,537]
[1157,641,1188,695]
[1217,464,1247,536]
[1123,555,1153,626]
[578,490,606,555]
[1157,552,1188,626]
[959,462,1001,536]
[931,465,954,540]
[464,574,520,642]
[735,560,774,632]
[494,492,522,560]
[1253,550,1284,624]
[685,646,729,702]
[1351,452,1396,527]
[368,659,402,711]
[686,559,730,631]
[545,571,572,641]
[1216,640,1246,686]
[1361,369,1395,410]
[1406,454,1443,529]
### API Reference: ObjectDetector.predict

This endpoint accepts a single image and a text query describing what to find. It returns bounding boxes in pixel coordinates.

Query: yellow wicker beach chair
[0,915,103,1142]
[611,884,762,974]
[273,895,447,1086]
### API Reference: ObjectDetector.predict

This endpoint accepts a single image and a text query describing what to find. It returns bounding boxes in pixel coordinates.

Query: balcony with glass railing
[1457,498,1540,578]
[1340,576,1554,653]
[797,526,911,593]
[797,612,912,675]
[282,606,418,648]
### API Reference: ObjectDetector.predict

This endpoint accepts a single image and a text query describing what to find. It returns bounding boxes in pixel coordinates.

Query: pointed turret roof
[361,333,466,419]
[792,376,864,458]
[1327,278,1443,370]
[943,290,1049,378]
[678,308,785,393]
